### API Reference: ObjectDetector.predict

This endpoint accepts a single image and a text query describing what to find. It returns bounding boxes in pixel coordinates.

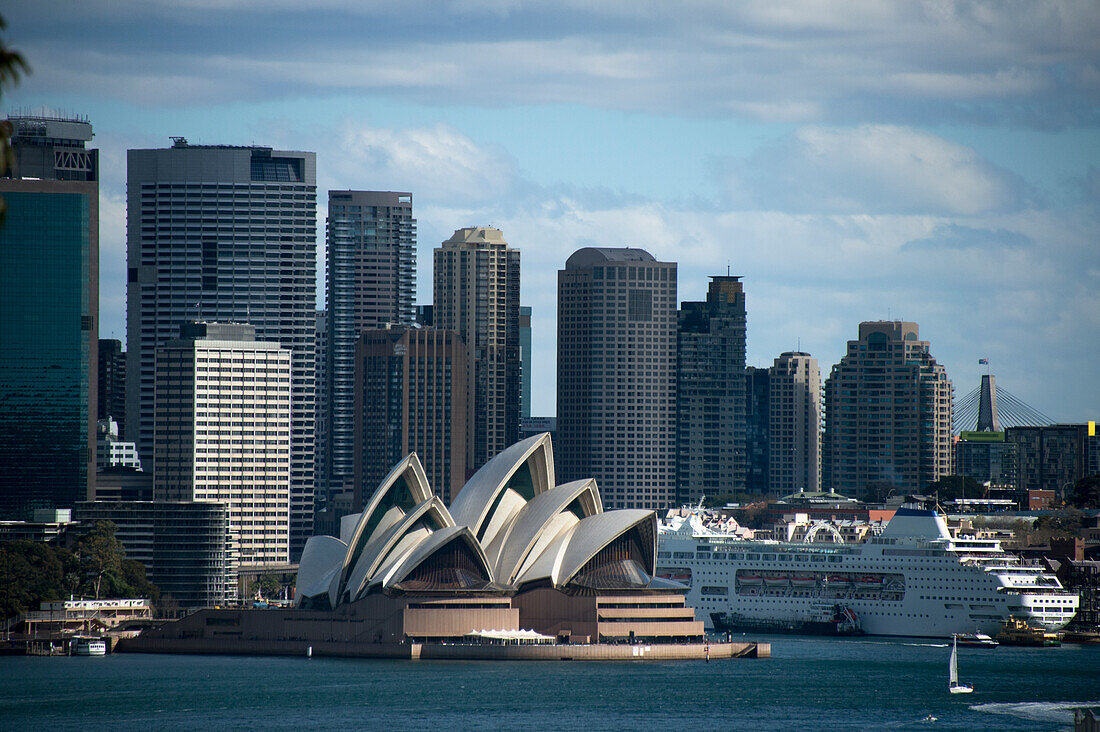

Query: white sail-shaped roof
[488,479,602,585]
[449,433,554,548]
[376,525,494,592]
[295,535,349,606]
[515,510,655,589]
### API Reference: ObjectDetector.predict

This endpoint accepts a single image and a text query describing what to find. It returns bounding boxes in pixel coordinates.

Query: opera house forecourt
[122,434,768,660]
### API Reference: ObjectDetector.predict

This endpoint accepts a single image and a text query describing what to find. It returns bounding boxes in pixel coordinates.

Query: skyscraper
[557,247,677,511]
[676,276,747,504]
[744,367,770,494]
[353,325,469,507]
[324,191,416,504]
[520,305,532,420]
[768,352,821,493]
[126,140,316,557]
[433,227,520,469]
[154,322,291,566]
[98,339,127,433]
[823,321,952,500]
[0,114,98,519]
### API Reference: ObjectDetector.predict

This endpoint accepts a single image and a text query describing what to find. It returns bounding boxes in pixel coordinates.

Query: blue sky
[5,1,1099,421]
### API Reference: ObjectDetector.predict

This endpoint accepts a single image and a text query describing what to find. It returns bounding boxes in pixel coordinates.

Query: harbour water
[2,636,1097,730]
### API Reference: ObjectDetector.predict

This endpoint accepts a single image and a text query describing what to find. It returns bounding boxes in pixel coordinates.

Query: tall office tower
[744,367,771,494]
[313,310,330,516]
[98,339,127,432]
[823,321,953,500]
[433,227,520,469]
[325,191,416,506]
[352,326,469,507]
[558,248,677,511]
[126,140,316,558]
[768,352,821,493]
[0,114,98,519]
[154,322,291,566]
[520,306,532,420]
[676,276,747,505]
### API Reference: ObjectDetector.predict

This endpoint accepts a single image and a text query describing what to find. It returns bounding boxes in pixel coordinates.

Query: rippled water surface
[3,635,1097,730]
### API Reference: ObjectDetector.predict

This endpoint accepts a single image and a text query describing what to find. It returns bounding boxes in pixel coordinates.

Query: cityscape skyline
[3,3,1098,425]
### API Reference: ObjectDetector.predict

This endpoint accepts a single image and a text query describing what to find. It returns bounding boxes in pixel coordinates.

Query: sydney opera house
[291,433,704,643]
[127,434,722,657]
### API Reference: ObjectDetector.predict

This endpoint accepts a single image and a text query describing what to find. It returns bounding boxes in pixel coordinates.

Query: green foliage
[249,573,283,600]
[72,521,127,599]
[0,540,64,619]
[1069,474,1100,509]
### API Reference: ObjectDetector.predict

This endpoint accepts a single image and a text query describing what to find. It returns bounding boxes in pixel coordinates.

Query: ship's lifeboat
[856,575,884,589]
[764,574,790,587]
[790,574,819,588]
[737,573,763,586]
[826,574,851,585]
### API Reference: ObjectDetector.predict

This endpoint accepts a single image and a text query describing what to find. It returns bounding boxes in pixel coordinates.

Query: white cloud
[724,125,1027,215]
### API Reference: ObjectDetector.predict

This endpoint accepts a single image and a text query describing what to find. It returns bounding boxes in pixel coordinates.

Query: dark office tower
[325,191,416,505]
[0,114,98,519]
[126,140,316,558]
[558,248,677,511]
[98,339,127,433]
[823,321,952,500]
[520,306,532,420]
[314,310,330,513]
[768,352,821,493]
[353,326,469,507]
[744,367,770,494]
[676,276,747,505]
[433,227,520,469]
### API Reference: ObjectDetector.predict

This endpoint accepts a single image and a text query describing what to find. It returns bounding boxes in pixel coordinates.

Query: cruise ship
[657,507,1079,638]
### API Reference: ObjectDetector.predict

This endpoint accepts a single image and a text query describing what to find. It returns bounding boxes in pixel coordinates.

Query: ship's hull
[710,611,863,637]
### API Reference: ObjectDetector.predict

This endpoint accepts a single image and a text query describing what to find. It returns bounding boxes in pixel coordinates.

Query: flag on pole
[978,358,988,364]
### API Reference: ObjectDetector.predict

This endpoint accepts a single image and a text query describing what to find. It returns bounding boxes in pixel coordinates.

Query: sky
[5,1,1099,422]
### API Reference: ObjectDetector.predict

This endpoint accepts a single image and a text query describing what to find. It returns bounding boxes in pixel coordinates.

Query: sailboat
[949,635,973,694]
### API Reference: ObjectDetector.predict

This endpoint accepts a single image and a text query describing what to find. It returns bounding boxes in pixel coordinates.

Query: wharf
[117,636,769,661]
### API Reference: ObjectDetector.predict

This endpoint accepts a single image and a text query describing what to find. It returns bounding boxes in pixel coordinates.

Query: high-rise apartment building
[433,227,520,469]
[154,322,291,566]
[768,352,821,493]
[126,140,316,557]
[1007,424,1093,501]
[823,321,952,500]
[98,339,127,432]
[0,114,99,519]
[745,367,770,494]
[352,326,469,507]
[676,276,747,504]
[558,247,677,511]
[324,191,415,504]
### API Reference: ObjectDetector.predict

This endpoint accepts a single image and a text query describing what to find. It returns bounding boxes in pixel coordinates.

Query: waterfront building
[0,114,99,519]
[768,352,821,494]
[96,418,142,471]
[822,321,953,500]
[520,305,532,419]
[126,140,316,558]
[290,433,704,643]
[324,191,416,510]
[433,227,520,470]
[0,509,77,544]
[352,325,469,507]
[557,247,677,511]
[74,500,236,607]
[676,276,747,505]
[154,322,292,566]
[745,366,770,494]
[1007,424,1094,502]
[98,339,127,435]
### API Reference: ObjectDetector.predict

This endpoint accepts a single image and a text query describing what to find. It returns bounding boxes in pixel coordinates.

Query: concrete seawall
[118,637,769,661]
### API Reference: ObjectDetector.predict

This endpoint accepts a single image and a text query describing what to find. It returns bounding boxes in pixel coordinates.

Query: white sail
[949,636,958,685]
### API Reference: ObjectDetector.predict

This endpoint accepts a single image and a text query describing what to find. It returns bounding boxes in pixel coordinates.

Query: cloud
[724,125,1029,215]
[902,223,1033,252]
[8,0,1100,126]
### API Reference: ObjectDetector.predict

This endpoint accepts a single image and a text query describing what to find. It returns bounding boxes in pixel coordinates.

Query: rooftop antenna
[727,261,730,276]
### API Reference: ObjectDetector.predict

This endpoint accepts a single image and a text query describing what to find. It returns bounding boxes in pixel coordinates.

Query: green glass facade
[0,187,95,518]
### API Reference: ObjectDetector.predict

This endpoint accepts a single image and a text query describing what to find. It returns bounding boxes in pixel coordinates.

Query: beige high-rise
[823,321,952,500]
[154,322,292,567]
[432,227,520,470]
[769,352,821,493]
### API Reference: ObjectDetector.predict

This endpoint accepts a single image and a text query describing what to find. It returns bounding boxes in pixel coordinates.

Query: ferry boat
[995,616,1062,646]
[657,507,1079,638]
[70,636,107,656]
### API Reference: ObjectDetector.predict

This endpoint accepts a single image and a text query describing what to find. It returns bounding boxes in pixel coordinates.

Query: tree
[1069,474,1100,510]
[0,540,64,618]
[72,521,126,599]
[0,13,30,223]
[249,574,282,600]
